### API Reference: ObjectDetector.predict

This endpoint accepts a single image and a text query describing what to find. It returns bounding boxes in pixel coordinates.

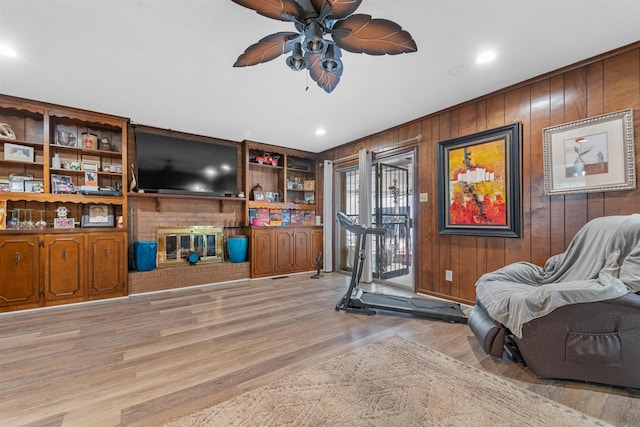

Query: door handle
[62,249,67,261]
[14,251,20,264]
[104,248,109,257]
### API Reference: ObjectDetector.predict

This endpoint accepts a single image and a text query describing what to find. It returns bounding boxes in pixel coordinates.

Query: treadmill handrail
[337,212,386,236]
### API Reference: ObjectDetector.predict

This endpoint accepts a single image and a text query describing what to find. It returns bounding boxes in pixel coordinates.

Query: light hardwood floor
[1,273,638,427]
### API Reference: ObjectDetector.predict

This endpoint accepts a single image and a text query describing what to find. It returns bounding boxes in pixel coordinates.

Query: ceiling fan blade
[309,0,362,19]
[332,14,417,55]
[308,53,342,93]
[231,0,304,22]
[233,32,299,67]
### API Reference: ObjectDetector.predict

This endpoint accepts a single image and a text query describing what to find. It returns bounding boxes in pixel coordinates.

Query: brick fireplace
[156,225,224,267]
[127,196,249,294]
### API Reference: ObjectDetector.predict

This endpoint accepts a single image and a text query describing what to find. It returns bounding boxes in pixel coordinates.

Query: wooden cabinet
[311,228,323,270]
[275,228,294,273]
[0,235,40,310]
[250,226,322,278]
[43,234,85,305]
[244,141,321,278]
[251,228,275,277]
[87,232,127,298]
[0,231,127,312]
[292,228,310,271]
[0,94,129,312]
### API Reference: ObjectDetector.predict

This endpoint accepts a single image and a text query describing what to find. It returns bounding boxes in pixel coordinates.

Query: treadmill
[335,212,467,324]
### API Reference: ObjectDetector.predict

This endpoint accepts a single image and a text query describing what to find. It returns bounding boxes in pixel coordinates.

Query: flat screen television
[135,129,239,196]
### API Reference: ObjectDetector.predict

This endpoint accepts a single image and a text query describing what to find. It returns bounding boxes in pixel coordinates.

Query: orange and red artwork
[438,123,521,238]
[447,138,507,225]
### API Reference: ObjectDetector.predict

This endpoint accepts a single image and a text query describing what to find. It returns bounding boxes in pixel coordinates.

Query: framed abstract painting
[438,123,522,238]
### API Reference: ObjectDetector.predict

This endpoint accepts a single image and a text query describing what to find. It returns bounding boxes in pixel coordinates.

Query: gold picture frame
[542,109,635,195]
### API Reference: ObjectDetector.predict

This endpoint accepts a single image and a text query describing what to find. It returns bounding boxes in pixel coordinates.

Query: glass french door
[335,166,359,272]
[373,161,411,280]
[335,152,414,289]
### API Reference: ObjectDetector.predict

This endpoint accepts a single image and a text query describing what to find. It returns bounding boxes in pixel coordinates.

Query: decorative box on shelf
[54,218,75,229]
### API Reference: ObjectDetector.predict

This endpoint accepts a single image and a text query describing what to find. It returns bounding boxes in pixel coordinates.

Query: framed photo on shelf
[81,160,100,171]
[437,122,522,238]
[54,218,75,229]
[542,108,635,195]
[81,204,115,228]
[303,180,315,191]
[4,143,34,162]
[84,171,98,186]
[8,173,34,193]
[24,179,44,193]
[51,174,75,194]
[304,191,315,204]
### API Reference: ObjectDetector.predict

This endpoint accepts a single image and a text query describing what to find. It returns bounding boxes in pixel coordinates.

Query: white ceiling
[1,1,638,153]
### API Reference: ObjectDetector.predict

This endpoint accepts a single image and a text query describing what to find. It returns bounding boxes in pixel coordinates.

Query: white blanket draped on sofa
[475,214,640,338]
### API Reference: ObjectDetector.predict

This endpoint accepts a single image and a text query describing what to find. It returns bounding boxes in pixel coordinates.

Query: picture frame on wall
[437,122,523,238]
[542,108,635,196]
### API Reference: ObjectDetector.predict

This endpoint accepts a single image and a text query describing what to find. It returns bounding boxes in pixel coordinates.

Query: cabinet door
[43,234,85,304]
[0,236,41,310]
[292,228,310,272]
[275,229,293,273]
[251,229,275,277]
[87,232,127,298]
[311,228,323,270]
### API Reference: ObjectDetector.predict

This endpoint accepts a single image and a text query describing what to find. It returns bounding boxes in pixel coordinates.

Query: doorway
[335,151,415,291]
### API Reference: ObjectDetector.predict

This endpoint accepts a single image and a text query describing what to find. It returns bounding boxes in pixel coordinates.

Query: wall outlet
[445,270,453,281]
[419,192,428,202]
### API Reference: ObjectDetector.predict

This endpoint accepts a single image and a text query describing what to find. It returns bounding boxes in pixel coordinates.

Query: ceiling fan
[231,0,417,93]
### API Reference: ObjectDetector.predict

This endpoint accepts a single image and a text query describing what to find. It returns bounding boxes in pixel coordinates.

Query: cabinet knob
[104,248,109,257]
[14,251,21,264]
[62,249,67,261]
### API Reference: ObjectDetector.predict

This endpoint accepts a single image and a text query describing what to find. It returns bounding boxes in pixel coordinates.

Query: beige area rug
[164,336,611,427]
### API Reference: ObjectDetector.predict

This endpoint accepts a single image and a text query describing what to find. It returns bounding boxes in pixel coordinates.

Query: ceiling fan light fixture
[286,42,309,71]
[303,21,327,54]
[320,44,342,73]
[230,1,417,93]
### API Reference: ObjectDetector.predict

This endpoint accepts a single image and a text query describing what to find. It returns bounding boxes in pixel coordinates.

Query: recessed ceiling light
[476,50,496,64]
[0,43,18,58]
[315,128,326,136]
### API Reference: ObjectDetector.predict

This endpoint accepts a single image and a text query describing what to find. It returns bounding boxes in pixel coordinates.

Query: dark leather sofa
[469,214,640,389]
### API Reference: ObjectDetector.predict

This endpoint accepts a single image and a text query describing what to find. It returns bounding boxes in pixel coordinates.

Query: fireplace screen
[157,226,224,267]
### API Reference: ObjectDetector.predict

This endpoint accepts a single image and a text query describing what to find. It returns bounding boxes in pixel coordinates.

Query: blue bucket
[227,236,248,263]
[134,241,157,271]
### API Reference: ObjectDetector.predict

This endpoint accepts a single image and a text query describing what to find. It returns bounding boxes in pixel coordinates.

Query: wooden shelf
[249,162,284,170]
[1,138,44,148]
[50,144,123,158]
[128,192,246,212]
[245,142,318,225]
[50,167,122,177]
[128,192,246,202]
[247,201,316,209]
[2,191,124,204]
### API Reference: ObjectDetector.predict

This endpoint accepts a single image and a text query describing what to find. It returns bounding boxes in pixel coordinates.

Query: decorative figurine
[55,206,69,219]
[0,123,16,140]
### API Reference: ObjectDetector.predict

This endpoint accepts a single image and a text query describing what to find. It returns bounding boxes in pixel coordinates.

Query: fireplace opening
[156,226,224,267]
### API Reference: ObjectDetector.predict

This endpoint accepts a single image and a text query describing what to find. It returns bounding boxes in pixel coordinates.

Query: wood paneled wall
[321,43,640,304]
